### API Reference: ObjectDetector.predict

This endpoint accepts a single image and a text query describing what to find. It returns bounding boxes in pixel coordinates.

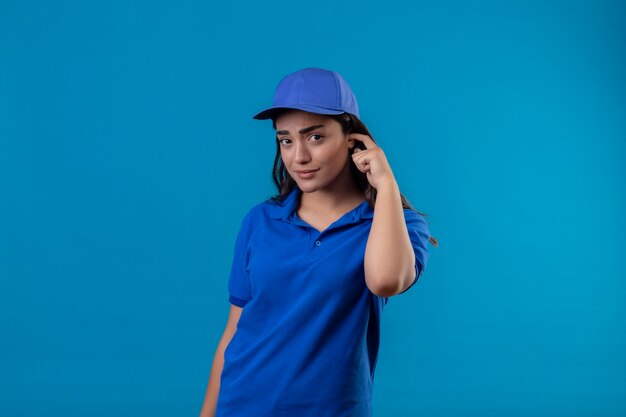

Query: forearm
[199,334,231,417]
[364,180,416,296]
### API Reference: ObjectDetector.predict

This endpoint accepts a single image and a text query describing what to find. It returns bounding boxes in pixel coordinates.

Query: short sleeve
[398,209,431,295]
[227,210,254,307]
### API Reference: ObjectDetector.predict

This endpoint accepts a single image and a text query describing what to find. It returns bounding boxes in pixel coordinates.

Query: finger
[351,133,376,150]
[352,148,365,158]
[352,152,367,171]
[355,161,368,173]
[351,149,366,163]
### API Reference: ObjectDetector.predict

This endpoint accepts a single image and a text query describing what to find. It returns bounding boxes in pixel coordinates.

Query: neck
[298,162,364,214]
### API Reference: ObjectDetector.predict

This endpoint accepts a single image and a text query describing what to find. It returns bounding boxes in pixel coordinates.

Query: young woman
[199,67,438,417]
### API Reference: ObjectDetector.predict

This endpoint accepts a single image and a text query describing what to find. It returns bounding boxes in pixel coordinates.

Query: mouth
[294,168,319,179]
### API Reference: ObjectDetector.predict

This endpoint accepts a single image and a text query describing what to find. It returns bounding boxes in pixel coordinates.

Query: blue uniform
[215,185,431,417]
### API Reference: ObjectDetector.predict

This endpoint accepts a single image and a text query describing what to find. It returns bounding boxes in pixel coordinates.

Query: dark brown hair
[268,110,439,248]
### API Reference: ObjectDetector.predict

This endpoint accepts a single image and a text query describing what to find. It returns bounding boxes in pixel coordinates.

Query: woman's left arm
[349,133,416,297]
[364,180,416,297]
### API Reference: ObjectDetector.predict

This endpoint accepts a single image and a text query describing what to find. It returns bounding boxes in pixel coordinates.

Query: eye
[309,134,324,141]
[278,138,291,145]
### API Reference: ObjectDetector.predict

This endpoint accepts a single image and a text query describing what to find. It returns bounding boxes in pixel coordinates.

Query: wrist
[376,177,399,194]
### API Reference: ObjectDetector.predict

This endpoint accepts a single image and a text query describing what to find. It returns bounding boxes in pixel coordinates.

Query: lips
[295,168,319,179]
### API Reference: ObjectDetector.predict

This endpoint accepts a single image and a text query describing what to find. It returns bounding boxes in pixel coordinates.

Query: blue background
[1,0,624,416]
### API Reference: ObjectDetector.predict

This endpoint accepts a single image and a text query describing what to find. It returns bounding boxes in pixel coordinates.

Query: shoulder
[403,207,427,223]
[402,208,430,233]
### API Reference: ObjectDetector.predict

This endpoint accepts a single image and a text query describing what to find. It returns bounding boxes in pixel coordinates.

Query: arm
[199,304,243,417]
[364,180,416,297]
[348,133,418,297]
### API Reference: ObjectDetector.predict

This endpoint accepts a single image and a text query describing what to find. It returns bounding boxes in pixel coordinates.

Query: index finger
[350,133,377,150]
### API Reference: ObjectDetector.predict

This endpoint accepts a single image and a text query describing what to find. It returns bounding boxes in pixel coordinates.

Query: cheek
[323,147,349,168]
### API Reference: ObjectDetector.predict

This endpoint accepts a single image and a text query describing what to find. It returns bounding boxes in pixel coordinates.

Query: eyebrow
[276,124,326,136]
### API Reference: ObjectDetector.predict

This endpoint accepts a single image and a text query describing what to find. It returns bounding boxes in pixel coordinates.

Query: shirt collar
[266,186,373,221]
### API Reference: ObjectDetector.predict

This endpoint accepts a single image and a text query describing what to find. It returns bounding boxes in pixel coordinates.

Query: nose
[294,141,311,164]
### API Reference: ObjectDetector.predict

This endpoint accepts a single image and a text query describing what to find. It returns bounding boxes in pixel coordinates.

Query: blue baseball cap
[252,67,360,120]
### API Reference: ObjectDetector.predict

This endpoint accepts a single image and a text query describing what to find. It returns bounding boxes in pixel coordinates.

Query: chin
[296,177,329,192]
[296,182,316,192]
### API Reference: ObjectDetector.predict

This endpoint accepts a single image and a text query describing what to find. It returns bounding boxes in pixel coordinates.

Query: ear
[347,136,356,149]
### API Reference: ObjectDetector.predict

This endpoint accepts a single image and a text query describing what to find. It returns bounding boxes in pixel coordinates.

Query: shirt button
[315,240,321,246]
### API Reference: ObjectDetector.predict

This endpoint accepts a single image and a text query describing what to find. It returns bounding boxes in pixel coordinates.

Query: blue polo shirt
[215,185,431,417]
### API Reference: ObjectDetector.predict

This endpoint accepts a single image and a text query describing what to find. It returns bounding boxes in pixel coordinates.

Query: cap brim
[252,104,345,120]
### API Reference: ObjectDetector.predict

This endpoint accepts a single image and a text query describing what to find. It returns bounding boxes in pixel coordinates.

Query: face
[275,109,356,193]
